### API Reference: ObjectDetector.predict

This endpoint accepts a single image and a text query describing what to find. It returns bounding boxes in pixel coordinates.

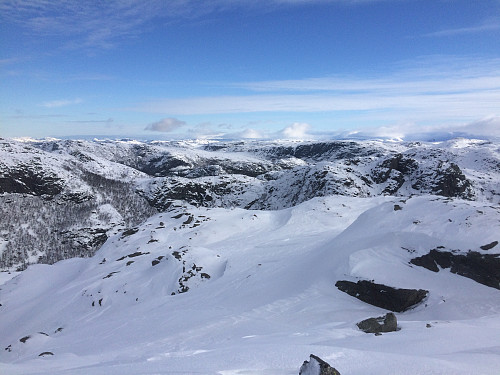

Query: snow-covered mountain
[1,137,499,270]
[1,137,499,374]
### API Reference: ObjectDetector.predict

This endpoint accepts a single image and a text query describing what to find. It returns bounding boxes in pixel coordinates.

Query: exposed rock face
[357,313,398,334]
[410,249,500,289]
[0,166,63,197]
[480,241,498,251]
[417,162,474,199]
[372,154,474,199]
[335,280,428,312]
[372,154,418,194]
[299,354,341,375]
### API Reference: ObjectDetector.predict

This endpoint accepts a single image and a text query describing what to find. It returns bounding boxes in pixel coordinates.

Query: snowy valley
[0,137,499,374]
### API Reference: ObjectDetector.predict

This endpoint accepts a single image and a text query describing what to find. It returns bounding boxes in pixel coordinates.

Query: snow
[1,195,499,374]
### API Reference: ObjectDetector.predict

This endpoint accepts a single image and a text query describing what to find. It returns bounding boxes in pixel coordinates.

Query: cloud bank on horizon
[1,0,499,141]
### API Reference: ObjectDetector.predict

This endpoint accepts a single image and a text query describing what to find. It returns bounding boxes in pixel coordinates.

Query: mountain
[1,137,499,270]
[0,137,499,374]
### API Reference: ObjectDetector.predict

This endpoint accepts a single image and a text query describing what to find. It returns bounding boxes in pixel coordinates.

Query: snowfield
[1,194,500,374]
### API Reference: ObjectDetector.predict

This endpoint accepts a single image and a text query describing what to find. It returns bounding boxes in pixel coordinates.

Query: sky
[1,0,500,141]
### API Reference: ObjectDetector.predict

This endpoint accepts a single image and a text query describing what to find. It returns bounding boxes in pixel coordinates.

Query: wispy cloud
[424,19,500,37]
[0,0,391,51]
[69,118,114,125]
[0,57,23,66]
[40,98,83,108]
[131,56,500,125]
[145,117,186,132]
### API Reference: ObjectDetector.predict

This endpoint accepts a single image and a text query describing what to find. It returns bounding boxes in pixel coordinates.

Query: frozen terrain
[1,137,499,270]
[1,193,499,374]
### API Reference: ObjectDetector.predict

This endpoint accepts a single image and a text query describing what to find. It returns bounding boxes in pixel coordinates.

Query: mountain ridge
[1,137,499,270]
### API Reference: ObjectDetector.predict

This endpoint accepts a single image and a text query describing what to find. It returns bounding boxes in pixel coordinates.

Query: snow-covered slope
[1,195,499,374]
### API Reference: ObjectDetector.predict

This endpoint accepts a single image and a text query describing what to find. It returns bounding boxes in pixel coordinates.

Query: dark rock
[183,216,194,225]
[393,204,403,211]
[121,228,139,237]
[0,166,63,197]
[410,249,500,289]
[38,352,54,356]
[299,354,341,375]
[335,280,428,312]
[433,163,473,198]
[480,241,498,251]
[116,251,150,261]
[412,162,474,199]
[19,335,31,343]
[357,313,398,334]
[372,154,418,194]
[103,271,119,279]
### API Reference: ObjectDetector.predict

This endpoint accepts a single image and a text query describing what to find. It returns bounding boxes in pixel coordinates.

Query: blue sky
[1,0,500,140]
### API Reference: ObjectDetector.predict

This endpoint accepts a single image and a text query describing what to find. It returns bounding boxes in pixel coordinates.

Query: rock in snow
[299,354,341,375]
[410,249,500,289]
[357,313,398,334]
[335,280,428,312]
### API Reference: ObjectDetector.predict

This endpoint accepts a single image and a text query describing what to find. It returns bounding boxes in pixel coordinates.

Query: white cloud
[279,122,312,139]
[240,128,264,139]
[40,98,83,108]
[145,117,186,132]
[335,116,500,141]
[131,56,500,128]
[460,116,500,138]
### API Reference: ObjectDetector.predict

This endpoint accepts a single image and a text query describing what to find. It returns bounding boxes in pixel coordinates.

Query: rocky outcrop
[410,249,500,289]
[480,241,498,251]
[412,162,474,199]
[372,154,418,194]
[335,280,428,312]
[0,166,63,197]
[299,354,341,375]
[357,313,398,334]
[372,154,474,199]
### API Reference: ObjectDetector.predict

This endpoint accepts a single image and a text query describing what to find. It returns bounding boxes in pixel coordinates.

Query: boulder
[410,249,500,289]
[480,241,498,251]
[357,312,398,334]
[335,280,428,312]
[299,354,341,375]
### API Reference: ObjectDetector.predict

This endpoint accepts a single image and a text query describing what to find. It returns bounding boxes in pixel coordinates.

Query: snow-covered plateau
[0,137,499,374]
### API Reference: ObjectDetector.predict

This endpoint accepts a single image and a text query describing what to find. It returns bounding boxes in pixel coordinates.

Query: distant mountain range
[1,137,499,270]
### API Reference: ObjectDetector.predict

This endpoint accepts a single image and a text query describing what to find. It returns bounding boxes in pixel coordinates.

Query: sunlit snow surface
[1,195,500,374]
